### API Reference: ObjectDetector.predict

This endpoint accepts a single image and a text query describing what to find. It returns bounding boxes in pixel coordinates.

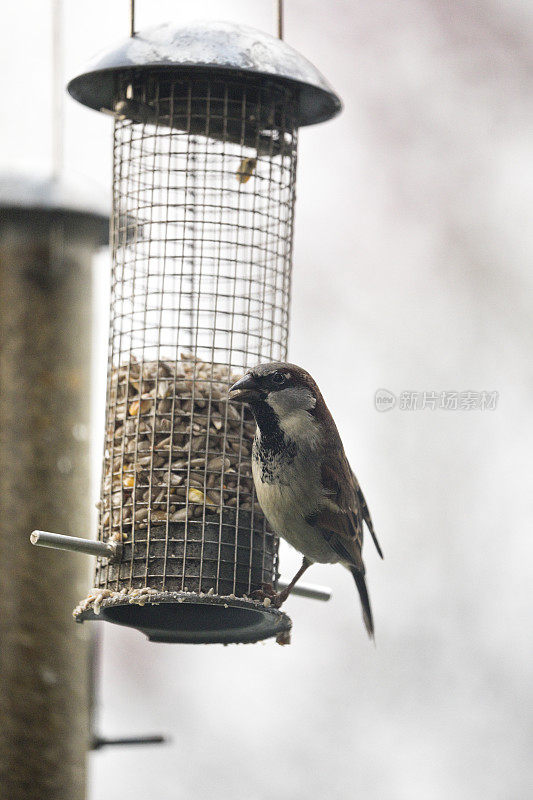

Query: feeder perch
[65,21,341,644]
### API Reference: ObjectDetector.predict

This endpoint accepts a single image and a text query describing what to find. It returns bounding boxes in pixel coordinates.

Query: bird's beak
[228,374,265,403]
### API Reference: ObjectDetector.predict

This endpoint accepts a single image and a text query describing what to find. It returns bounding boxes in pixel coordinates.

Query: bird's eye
[271,371,286,385]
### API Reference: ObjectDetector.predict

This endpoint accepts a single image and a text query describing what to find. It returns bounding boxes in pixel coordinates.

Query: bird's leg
[269,557,312,608]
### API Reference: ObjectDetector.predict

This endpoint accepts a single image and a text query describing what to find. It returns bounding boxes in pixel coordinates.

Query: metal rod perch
[30,531,120,559]
[92,734,166,750]
[30,531,331,601]
[277,580,331,602]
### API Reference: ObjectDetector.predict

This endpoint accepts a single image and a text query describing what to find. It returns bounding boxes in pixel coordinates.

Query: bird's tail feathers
[352,472,384,559]
[350,566,374,639]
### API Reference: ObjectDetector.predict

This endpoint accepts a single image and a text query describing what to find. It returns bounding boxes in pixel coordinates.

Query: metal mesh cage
[78,73,297,641]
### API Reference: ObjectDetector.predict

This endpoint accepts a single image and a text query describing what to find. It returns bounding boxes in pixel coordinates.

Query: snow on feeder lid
[33,21,340,645]
[67,21,342,129]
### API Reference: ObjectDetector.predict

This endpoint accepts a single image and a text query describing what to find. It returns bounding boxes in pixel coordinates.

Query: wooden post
[0,202,107,800]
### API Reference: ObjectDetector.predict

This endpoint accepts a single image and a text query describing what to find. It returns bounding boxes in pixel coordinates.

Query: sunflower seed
[170,507,191,522]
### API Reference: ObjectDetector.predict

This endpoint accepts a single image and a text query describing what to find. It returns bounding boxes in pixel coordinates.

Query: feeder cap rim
[67,20,342,126]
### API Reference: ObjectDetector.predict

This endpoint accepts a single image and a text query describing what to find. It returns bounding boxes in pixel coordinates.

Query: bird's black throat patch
[249,399,281,438]
[249,399,297,483]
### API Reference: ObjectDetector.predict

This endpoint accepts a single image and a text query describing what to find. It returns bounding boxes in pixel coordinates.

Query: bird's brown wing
[307,446,383,566]
[306,377,383,560]
[304,448,365,569]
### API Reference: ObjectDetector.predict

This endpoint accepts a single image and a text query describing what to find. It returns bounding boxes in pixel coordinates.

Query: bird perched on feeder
[229,363,383,637]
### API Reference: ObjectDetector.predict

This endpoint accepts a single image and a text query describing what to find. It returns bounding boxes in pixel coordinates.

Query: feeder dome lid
[68,21,342,126]
[0,172,109,244]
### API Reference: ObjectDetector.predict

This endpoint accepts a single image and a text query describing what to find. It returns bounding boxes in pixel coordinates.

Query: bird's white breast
[252,409,339,564]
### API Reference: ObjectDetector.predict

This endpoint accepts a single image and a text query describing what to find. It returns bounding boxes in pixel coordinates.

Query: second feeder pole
[0,177,108,800]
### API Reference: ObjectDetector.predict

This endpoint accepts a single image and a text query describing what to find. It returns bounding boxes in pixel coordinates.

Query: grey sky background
[1,2,532,798]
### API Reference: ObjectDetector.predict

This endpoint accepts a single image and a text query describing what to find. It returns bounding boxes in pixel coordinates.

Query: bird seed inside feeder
[93,353,277,599]
[101,352,261,540]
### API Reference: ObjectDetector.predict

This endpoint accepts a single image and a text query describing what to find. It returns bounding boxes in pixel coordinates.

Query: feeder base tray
[74,591,292,644]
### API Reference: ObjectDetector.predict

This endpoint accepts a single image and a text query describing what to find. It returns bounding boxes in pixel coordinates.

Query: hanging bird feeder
[34,20,341,644]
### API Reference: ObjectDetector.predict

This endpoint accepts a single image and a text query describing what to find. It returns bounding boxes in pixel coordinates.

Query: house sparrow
[229,362,383,637]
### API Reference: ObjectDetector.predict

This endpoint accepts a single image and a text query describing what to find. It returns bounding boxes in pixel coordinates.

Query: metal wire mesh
[95,73,298,599]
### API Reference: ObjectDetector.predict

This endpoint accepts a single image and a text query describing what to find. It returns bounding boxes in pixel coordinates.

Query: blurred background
[1,1,532,798]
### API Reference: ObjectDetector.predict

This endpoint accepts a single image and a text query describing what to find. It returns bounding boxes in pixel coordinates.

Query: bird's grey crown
[250,361,291,377]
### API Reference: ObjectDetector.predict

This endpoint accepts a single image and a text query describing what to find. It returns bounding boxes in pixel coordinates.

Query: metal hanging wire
[51,0,64,178]
[129,1,283,41]
[276,0,284,39]
[130,0,136,37]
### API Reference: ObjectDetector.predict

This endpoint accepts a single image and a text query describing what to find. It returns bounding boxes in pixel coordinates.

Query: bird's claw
[251,583,288,609]
[270,589,289,608]
[251,582,277,602]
